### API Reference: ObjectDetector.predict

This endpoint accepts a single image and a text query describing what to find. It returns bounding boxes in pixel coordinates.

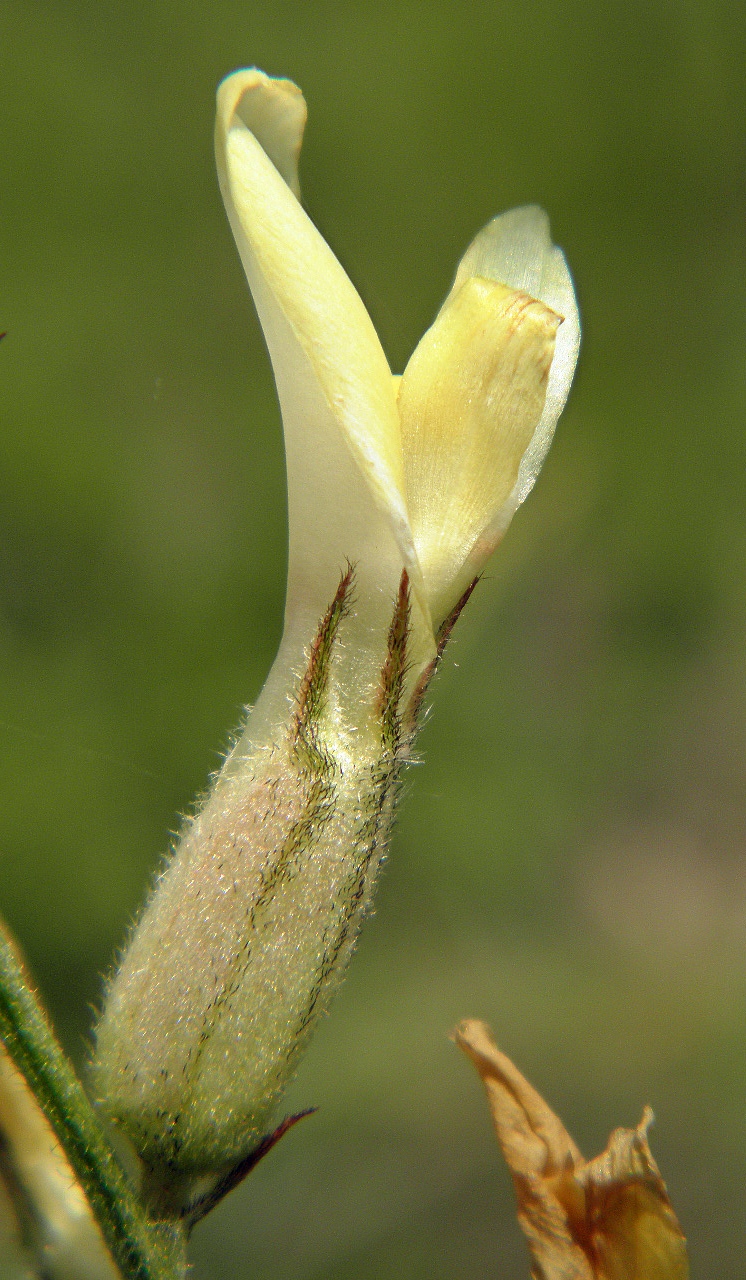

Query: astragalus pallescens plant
[0,66,613,1280]
[92,67,579,1213]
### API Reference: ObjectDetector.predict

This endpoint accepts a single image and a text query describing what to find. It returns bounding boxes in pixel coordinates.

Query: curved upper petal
[215,71,432,742]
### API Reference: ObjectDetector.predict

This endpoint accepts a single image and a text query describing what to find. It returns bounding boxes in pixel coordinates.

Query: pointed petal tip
[452,204,579,347]
[446,204,580,545]
[398,275,560,622]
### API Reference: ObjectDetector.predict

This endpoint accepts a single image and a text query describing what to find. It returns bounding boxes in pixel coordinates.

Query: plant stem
[0,917,186,1280]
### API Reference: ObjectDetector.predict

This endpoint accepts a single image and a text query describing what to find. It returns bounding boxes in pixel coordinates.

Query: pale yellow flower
[214,69,579,742]
[93,70,579,1200]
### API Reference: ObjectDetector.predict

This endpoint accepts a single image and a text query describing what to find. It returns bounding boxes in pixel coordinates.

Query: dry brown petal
[453,1020,689,1280]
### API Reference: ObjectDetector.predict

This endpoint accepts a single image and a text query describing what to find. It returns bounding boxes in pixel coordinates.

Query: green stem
[0,918,185,1280]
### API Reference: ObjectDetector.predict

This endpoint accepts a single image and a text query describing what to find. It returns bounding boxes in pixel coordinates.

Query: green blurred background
[2,0,746,1274]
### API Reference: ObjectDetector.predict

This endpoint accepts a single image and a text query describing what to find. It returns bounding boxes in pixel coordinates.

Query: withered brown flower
[454,1020,689,1280]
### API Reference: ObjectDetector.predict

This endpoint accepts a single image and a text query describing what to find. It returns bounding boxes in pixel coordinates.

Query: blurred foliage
[2,0,746,1275]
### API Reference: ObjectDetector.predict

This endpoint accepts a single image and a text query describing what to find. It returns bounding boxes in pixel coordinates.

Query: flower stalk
[0,917,186,1280]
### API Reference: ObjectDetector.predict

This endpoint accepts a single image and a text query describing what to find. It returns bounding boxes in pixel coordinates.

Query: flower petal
[581,1111,690,1280]
[398,276,561,621]
[215,71,431,739]
[450,205,580,529]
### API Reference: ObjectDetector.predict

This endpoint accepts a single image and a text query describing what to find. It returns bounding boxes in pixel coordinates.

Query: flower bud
[94,569,413,1185]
